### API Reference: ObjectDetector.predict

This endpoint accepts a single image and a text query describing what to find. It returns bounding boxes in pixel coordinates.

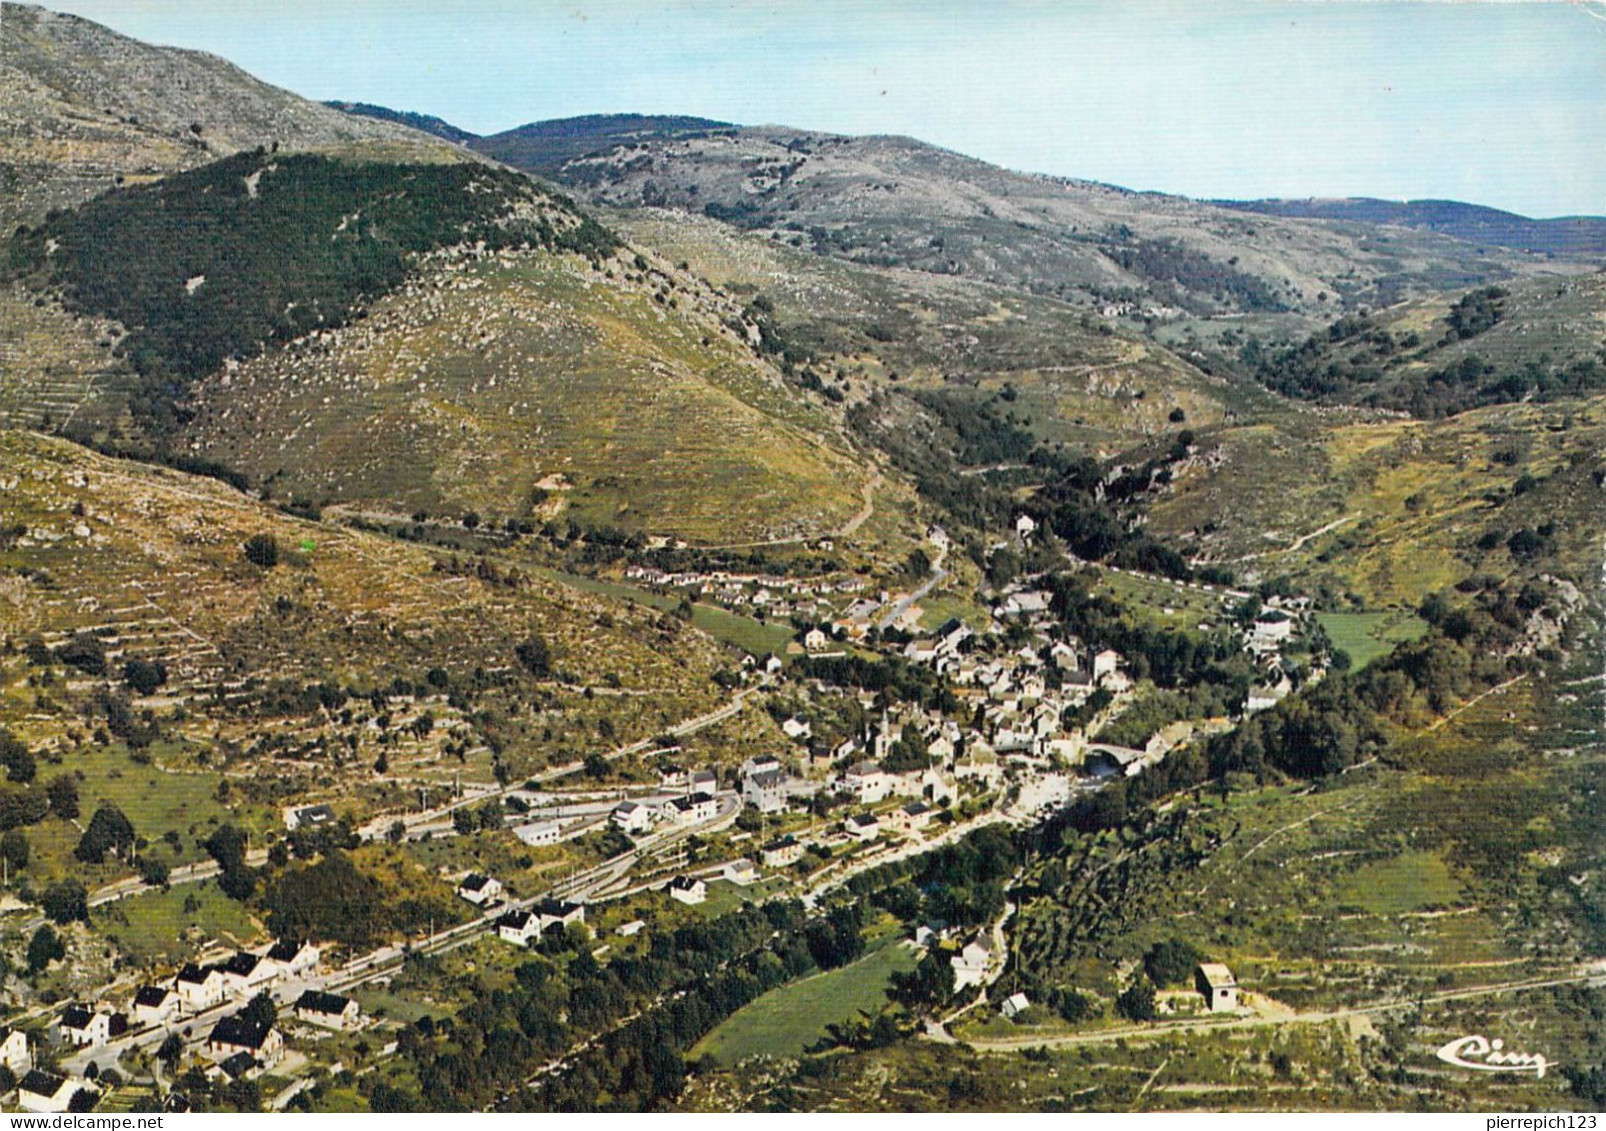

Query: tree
[243,533,280,568]
[514,636,552,679]
[0,728,35,784]
[139,855,171,887]
[1116,977,1158,1022]
[27,923,65,972]
[0,828,28,875]
[42,879,89,924]
[1143,938,1204,988]
[75,804,137,864]
[451,807,476,836]
[47,774,80,820]
[241,992,276,1030]
[122,659,168,695]
[156,1033,185,1069]
[58,633,107,676]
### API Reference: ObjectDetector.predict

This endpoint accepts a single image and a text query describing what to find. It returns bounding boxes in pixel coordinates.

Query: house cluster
[123,939,320,1024]
[621,563,865,624]
[495,897,586,947]
[607,765,726,836]
[665,857,761,906]
[1242,599,1311,715]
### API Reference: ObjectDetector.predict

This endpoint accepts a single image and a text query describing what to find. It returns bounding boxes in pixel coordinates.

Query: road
[931,962,1606,1053]
[876,540,949,632]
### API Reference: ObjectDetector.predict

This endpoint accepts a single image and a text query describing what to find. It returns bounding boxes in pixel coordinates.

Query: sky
[32,0,1606,217]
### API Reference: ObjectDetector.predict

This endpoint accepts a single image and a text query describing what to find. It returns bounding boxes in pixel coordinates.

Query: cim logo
[1435,1034,1549,1078]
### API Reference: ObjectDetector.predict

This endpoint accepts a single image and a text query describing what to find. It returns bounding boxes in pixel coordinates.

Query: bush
[243,533,280,568]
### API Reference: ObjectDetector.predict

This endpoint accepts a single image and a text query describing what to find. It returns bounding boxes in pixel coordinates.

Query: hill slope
[524,125,1569,322]
[1218,197,1606,261]
[469,113,735,175]
[0,2,453,229]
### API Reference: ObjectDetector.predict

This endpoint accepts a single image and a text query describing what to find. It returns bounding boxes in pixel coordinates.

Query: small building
[495,908,542,947]
[616,919,646,938]
[1092,649,1122,681]
[264,939,321,978]
[742,769,789,814]
[16,1070,88,1114]
[892,800,933,832]
[217,1052,261,1082]
[667,875,707,905]
[951,939,993,991]
[611,801,653,834]
[759,835,804,868]
[205,1016,283,1069]
[457,873,504,906]
[741,754,783,778]
[723,858,760,886]
[1196,963,1239,1013]
[0,1024,30,1073]
[1014,514,1037,542]
[534,898,586,931]
[780,717,812,740]
[1251,610,1294,643]
[513,820,563,847]
[844,812,881,842]
[175,963,227,1012]
[803,627,829,652]
[690,769,719,795]
[294,990,361,1031]
[284,804,336,831]
[1000,992,1032,1020]
[132,985,180,1026]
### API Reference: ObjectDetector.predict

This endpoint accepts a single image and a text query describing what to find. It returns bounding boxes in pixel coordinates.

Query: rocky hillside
[0,2,452,229]
[528,125,1570,322]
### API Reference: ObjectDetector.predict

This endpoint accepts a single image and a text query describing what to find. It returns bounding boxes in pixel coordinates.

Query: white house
[741,754,783,778]
[294,990,361,1031]
[514,820,563,847]
[690,769,719,794]
[951,939,993,991]
[205,1017,284,1069]
[1252,610,1294,643]
[668,875,707,905]
[283,804,336,831]
[0,1025,30,1074]
[176,963,227,1012]
[1014,514,1037,542]
[742,769,789,814]
[1196,963,1239,1013]
[803,627,830,652]
[666,791,718,824]
[264,939,320,978]
[496,909,542,947]
[616,919,646,938]
[611,801,654,835]
[1000,992,1031,1020]
[219,952,276,999]
[760,836,804,868]
[843,761,894,805]
[1092,649,1122,681]
[16,1070,89,1114]
[723,858,760,886]
[780,717,812,741]
[844,812,881,841]
[457,873,504,906]
[534,898,586,931]
[132,985,180,1026]
[59,1004,127,1048]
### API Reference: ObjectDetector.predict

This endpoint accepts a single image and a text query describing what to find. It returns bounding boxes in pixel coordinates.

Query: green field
[693,939,918,1064]
[1316,610,1428,670]
[1333,849,1464,914]
[91,881,263,964]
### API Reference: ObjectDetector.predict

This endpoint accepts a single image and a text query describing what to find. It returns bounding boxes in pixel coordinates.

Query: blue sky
[38,0,1606,216]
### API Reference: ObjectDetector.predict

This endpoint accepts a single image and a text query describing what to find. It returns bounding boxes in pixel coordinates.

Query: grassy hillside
[175,235,875,542]
[471,113,735,175]
[612,207,1268,452]
[1242,274,1606,417]
[1145,394,1606,608]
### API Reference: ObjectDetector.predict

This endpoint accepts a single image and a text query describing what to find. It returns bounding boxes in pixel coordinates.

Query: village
[0,514,1319,1114]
